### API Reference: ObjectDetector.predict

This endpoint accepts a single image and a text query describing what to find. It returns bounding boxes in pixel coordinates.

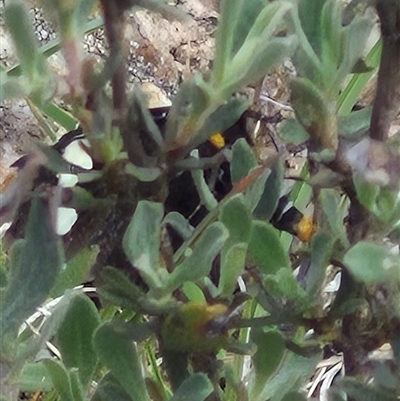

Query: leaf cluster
[1,1,400,401]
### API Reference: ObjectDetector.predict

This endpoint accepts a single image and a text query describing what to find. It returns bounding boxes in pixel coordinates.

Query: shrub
[1,0,399,400]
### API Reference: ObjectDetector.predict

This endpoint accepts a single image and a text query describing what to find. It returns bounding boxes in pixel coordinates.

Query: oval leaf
[344,242,398,284]
[94,324,150,401]
[56,295,100,387]
[170,373,214,401]
[122,201,164,289]
[248,221,290,274]
[1,197,62,337]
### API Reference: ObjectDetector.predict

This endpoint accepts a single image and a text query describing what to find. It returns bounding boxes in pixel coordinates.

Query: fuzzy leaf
[297,0,327,56]
[344,242,399,284]
[56,295,100,387]
[170,373,214,401]
[182,282,206,304]
[191,168,218,211]
[264,268,309,314]
[320,0,342,71]
[226,36,295,95]
[244,2,293,44]
[259,350,321,401]
[219,243,248,297]
[338,107,371,138]
[320,189,348,244]
[43,360,75,401]
[164,74,212,151]
[94,324,150,401]
[253,160,284,221]
[4,2,43,79]
[213,0,244,84]
[277,119,310,145]
[91,373,132,401]
[50,247,98,298]
[220,195,252,244]
[0,75,27,101]
[290,77,337,150]
[230,0,266,55]
[282,392,307,401]
[306,233,334,299]
[0,198,62,337]
[97,267,175,315]
[249,329,285,400]
[248,221,290,274]
[18,363,53,392]
[244,168,271,212]
[338,377,398,401]
[336,16,372,86]
[231,138,257,184]
[167,222,228,291]
[353,173,380,211]
[189,96,249,153]
[123,201,165,290]
[163,212,194,241]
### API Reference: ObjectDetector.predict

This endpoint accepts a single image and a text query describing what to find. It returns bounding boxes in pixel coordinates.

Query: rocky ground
[0,0,297,191]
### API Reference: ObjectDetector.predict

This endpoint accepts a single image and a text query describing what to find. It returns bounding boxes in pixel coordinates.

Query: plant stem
[370,0,400,141]
[100,0,127,117]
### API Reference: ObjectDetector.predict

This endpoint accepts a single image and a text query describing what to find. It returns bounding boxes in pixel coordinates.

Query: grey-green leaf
[306,233,334,299]
[338,377,398,401]
[123,201,165,290]
[230,0,266,55]
[248,329,285,400]
[290,77,336,150]
[170,373,214,401]
[56,295,100,387]
[97,266,153,314]
[259,350,321,401]
[91,372,133,401]
[167,222,228,292]
[94,324,150,401]
[0,197,62,337]
[188,96,249,153]
[248,221,290,275]
[18,363,53,392]
[191,168,218,211]
[50,247,99,298]
[277,119,310,145]
[4,1,42,79]
[253,159,284,221]
[220,195,252,244]
[343,242,399,284]
[320,188,348,244]
[338,107,371,138]
[219,243,248,297]
[226,37,295,96]
[231,138,257,184]
[163,212,194,241]
[43,360,74,401]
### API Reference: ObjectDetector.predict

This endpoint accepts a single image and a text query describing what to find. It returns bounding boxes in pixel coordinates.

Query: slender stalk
[228,314,308,329]
[370,0,400,141]
[145,340,172,399]
[100,0,127,116]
